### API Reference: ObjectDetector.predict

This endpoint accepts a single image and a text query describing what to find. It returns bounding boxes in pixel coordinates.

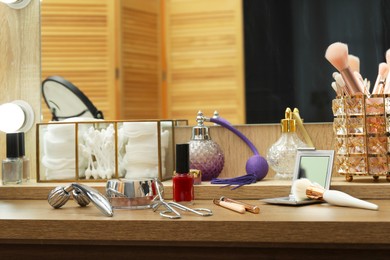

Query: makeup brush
[325,42,362,95]
[292,178,379,211]
[213,198,246,214]
[348,54,360,73]
[372,62,389,94]
[384,49,390,93]
[353,71,368,94]
[334,72,350,96]
[331,82,340,95]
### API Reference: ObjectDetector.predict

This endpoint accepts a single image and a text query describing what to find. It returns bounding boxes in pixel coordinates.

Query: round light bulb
[0,103,25,133]
[1,0,31,9]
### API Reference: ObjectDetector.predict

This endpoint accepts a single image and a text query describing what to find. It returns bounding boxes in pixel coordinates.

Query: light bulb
[0,0,31,9]
[0,103,25,133]
[0,100,34,133]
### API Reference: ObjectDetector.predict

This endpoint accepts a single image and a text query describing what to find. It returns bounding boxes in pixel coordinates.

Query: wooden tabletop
[0,198,388,246]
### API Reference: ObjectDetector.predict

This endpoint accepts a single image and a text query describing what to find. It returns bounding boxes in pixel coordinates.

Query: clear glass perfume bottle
[266,108,307,180]
[189,111,224,181]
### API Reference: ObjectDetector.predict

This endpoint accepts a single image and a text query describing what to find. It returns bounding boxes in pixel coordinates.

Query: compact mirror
[294,149,334,189]
[262,149,334,206]
[42,76,104,121]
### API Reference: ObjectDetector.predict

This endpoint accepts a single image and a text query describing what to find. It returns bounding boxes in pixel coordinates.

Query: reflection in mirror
[41,0,390,124]
[245,0,390,123]
[298,155,332,188]
[41,0,245,124]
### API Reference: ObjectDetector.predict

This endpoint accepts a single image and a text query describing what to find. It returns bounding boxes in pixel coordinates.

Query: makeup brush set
[326,42,390,181]
[325,42,390,96]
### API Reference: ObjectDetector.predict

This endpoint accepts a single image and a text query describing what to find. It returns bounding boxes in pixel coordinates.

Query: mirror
[295,149,334,188]
[40,0,390,124]
[262,149,334,205]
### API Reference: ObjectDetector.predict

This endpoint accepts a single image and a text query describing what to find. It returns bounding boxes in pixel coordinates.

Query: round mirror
[42,76,104,121]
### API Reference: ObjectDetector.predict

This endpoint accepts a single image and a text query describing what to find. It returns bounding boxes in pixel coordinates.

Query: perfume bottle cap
[176,143,189,173]
[191,110,210,140]
[281,107,296,133]
[6,133,21,158]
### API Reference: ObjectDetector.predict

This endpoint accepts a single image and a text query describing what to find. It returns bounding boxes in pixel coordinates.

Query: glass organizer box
[333,95,390,182]
[36,120,177,182]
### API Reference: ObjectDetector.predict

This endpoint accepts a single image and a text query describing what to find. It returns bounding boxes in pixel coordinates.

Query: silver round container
[106,178,161,209]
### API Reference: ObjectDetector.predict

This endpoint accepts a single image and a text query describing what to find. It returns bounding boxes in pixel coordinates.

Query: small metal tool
[48,183,113,217]
[151,179,213,219]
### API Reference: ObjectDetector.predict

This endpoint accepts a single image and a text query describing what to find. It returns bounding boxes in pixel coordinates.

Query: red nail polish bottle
[173,143,194,203]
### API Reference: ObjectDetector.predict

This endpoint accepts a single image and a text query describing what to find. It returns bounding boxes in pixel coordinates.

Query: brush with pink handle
[325,42,363,96]
[292,178,379,211]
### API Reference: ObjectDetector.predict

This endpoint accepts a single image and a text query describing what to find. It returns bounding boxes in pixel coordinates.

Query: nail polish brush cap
[176,143,189,174]
[6,133,21,158]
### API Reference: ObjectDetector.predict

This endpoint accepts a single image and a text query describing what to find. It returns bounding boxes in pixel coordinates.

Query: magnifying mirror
[42,76,104,121]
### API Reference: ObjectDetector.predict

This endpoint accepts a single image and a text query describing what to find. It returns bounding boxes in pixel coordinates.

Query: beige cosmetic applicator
[372,62,389,94]
[325,42,362,95]
[292,178,379,211]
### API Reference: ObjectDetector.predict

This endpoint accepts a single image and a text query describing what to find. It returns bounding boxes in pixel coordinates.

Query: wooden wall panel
[165,0,245,124]
[40,0,117,121]
[175,123,336,179]
[120,0,162,119]
[0,0,41,181]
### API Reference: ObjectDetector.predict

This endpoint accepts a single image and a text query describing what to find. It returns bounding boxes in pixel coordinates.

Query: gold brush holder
[333,95,390,182]
[36,119,186,183]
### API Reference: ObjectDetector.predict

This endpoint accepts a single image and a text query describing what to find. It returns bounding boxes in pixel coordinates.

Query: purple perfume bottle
[189,111,224,181]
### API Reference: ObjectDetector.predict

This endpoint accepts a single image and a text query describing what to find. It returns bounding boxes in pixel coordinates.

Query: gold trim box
[36,120,179,182]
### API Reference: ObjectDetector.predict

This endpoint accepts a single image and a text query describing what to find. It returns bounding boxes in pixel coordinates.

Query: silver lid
[106,178,161,209]
[106,178,159,199]
[191,110,210,140]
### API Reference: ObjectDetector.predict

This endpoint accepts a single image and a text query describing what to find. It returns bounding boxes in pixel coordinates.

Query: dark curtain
[244,0,389,123]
